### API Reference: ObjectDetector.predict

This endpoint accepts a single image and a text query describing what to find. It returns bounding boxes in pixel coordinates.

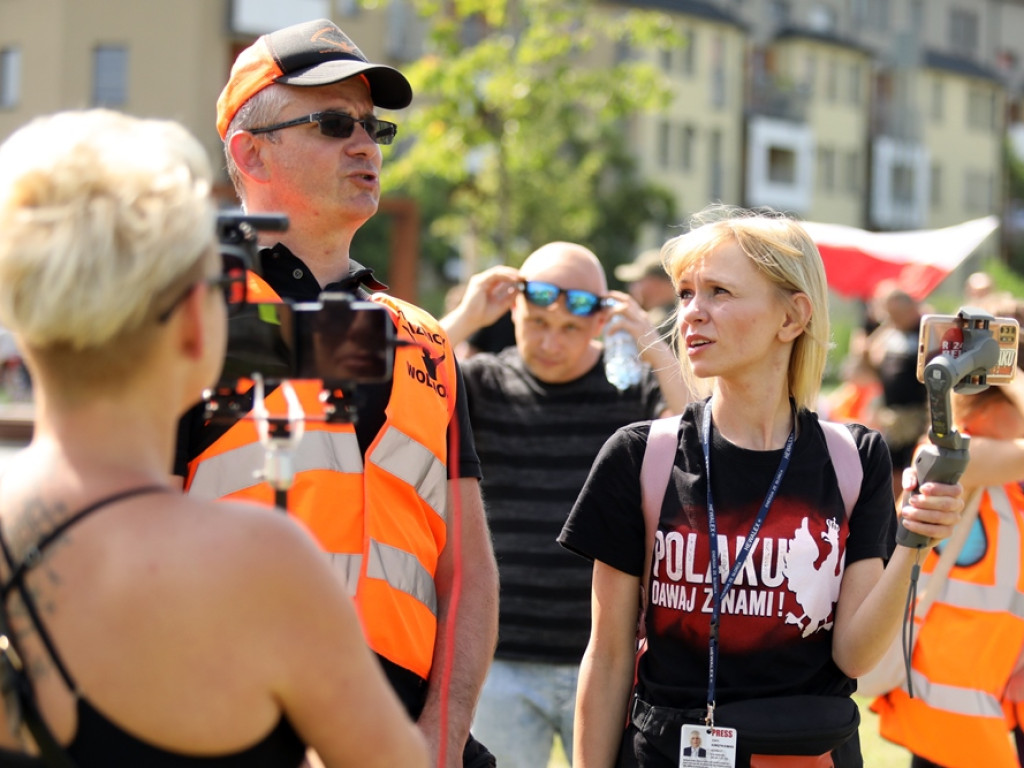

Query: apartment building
[0,0,1022,250]
[615,0,1020,241]
[0,0,228,186]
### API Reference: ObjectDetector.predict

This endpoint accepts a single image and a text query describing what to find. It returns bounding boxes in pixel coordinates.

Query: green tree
[380,0,682,284]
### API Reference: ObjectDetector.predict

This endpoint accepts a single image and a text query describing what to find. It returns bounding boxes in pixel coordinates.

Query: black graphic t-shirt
[558,399,895,709]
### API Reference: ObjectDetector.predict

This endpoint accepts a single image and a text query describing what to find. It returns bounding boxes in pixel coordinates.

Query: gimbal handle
[898,310,999,548]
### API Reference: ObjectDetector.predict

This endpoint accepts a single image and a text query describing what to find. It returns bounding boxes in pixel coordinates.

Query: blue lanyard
[700,401,794,726]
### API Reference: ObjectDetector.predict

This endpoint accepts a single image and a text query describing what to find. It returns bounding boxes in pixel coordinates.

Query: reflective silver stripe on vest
[368,426,447,521]
[327,553,363,597]
[907,485,1024,713]
[188,430,363,499]
[367,539,438,614]
[908,674,1005,719]
[921,486,1023,614]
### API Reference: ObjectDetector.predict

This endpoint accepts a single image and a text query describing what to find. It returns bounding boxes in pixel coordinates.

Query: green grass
[545,696,910,767]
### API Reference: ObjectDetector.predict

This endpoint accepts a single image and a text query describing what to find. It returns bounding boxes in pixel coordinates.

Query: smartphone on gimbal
[916,313,1020,386]
[217,294,395,388]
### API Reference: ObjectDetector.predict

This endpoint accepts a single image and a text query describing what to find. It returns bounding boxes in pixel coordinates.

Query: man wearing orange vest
[872,379,1024,768]
[174,18,498,768]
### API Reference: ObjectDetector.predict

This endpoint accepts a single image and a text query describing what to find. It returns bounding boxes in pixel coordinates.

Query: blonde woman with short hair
[0,109,426,768]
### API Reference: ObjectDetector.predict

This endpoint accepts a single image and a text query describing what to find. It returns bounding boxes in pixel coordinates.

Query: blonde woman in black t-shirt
[560,205,965,768]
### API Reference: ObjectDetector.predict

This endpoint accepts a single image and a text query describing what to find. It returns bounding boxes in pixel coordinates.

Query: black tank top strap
[0,484,171,692]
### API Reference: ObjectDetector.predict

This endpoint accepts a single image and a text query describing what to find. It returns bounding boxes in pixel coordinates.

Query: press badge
[680,723,736,768]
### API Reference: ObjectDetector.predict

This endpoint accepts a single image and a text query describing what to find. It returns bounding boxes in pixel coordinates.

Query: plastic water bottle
[604,326,643,391]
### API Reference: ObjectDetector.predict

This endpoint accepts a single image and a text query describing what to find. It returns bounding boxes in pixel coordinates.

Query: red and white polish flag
[800,215,999,301]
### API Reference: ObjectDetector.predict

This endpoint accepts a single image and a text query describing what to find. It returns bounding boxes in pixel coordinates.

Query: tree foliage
[379,0,682,277]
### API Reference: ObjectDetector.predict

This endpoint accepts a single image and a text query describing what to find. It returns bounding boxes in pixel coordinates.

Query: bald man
[441,243,687,768]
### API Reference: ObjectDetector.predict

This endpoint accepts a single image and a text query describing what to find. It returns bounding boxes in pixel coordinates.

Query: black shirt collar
[258,242,389,301]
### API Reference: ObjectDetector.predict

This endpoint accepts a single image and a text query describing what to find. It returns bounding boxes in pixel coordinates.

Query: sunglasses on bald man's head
[517,280,615,316]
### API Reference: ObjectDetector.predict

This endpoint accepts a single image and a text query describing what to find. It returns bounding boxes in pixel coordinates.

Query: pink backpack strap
[638,414,682,640]
[819,419,862,518]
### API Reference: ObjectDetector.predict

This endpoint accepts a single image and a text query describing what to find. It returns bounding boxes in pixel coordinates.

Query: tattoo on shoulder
[9,496,73,563]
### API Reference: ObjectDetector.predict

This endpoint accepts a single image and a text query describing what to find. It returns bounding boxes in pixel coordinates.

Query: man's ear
[510,296,524,327]
[228,131,270,184]
[779,292,812,343]
[591,309,613,340]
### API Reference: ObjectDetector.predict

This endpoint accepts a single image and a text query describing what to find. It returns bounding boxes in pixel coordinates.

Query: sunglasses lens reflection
[319,114,356,138]
[521,281,604,316]
[319,115,396,145]
[566,291,600,315]
[524,282,559,306]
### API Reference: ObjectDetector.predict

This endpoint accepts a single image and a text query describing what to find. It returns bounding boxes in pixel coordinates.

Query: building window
[682,29,697,76]
[964,170,992,212]
[770,1,791,29]
[93,46,128,107]
[803,53,817,97]
[809,4,838,32]
[910,0,926,33]
[710,35,726,108]
[818,147,836,191]
[386,0,421,61]
[892,163,915,205]
[657,120,671,167]
[848,62,862,105]
[950,9,979,58]
[967,87,996,132]
[865,0,890,31]
[615,39,632,64]
[0,48,21,109]
[659,48,673,73]
[768,146,797,184]
[845,150,861,193]
[930,164,942,207]
[930,78,944,121]
[680,125,696,171]
[710,129,723,200]
[826,58,838,102]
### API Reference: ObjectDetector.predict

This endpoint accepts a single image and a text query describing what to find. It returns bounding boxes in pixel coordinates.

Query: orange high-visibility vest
[185,272,457,680]
[872,483,1024,768]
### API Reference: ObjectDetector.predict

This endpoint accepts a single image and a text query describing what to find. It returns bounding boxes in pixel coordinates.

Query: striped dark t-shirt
[461,347,666,664]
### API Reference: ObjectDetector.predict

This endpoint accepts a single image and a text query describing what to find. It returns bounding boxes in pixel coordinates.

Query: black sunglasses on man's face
[247,111,398,145]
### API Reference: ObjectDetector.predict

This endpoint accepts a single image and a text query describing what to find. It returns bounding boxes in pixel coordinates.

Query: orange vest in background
[872,483,1024,768]
[185,272,457,680]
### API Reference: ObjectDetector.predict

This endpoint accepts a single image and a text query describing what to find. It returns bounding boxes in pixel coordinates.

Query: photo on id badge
[680,724,736,768]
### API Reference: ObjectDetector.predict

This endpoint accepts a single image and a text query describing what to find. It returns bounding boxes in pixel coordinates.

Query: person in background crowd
[864,282,929,502]
[174,18,498,768]
[873,372,1024,768]
[441,242,688,767]
[964,271,996,305]
[559,205,964,768]
[0,108,427,767]
[614,248,679,348]
[822,352,881,428]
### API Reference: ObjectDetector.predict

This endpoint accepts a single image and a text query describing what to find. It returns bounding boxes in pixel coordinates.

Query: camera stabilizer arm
[251,373,306,509]
[899,309,1000,548]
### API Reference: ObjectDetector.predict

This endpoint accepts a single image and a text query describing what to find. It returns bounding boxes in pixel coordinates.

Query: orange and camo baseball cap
[216,18,413,139]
